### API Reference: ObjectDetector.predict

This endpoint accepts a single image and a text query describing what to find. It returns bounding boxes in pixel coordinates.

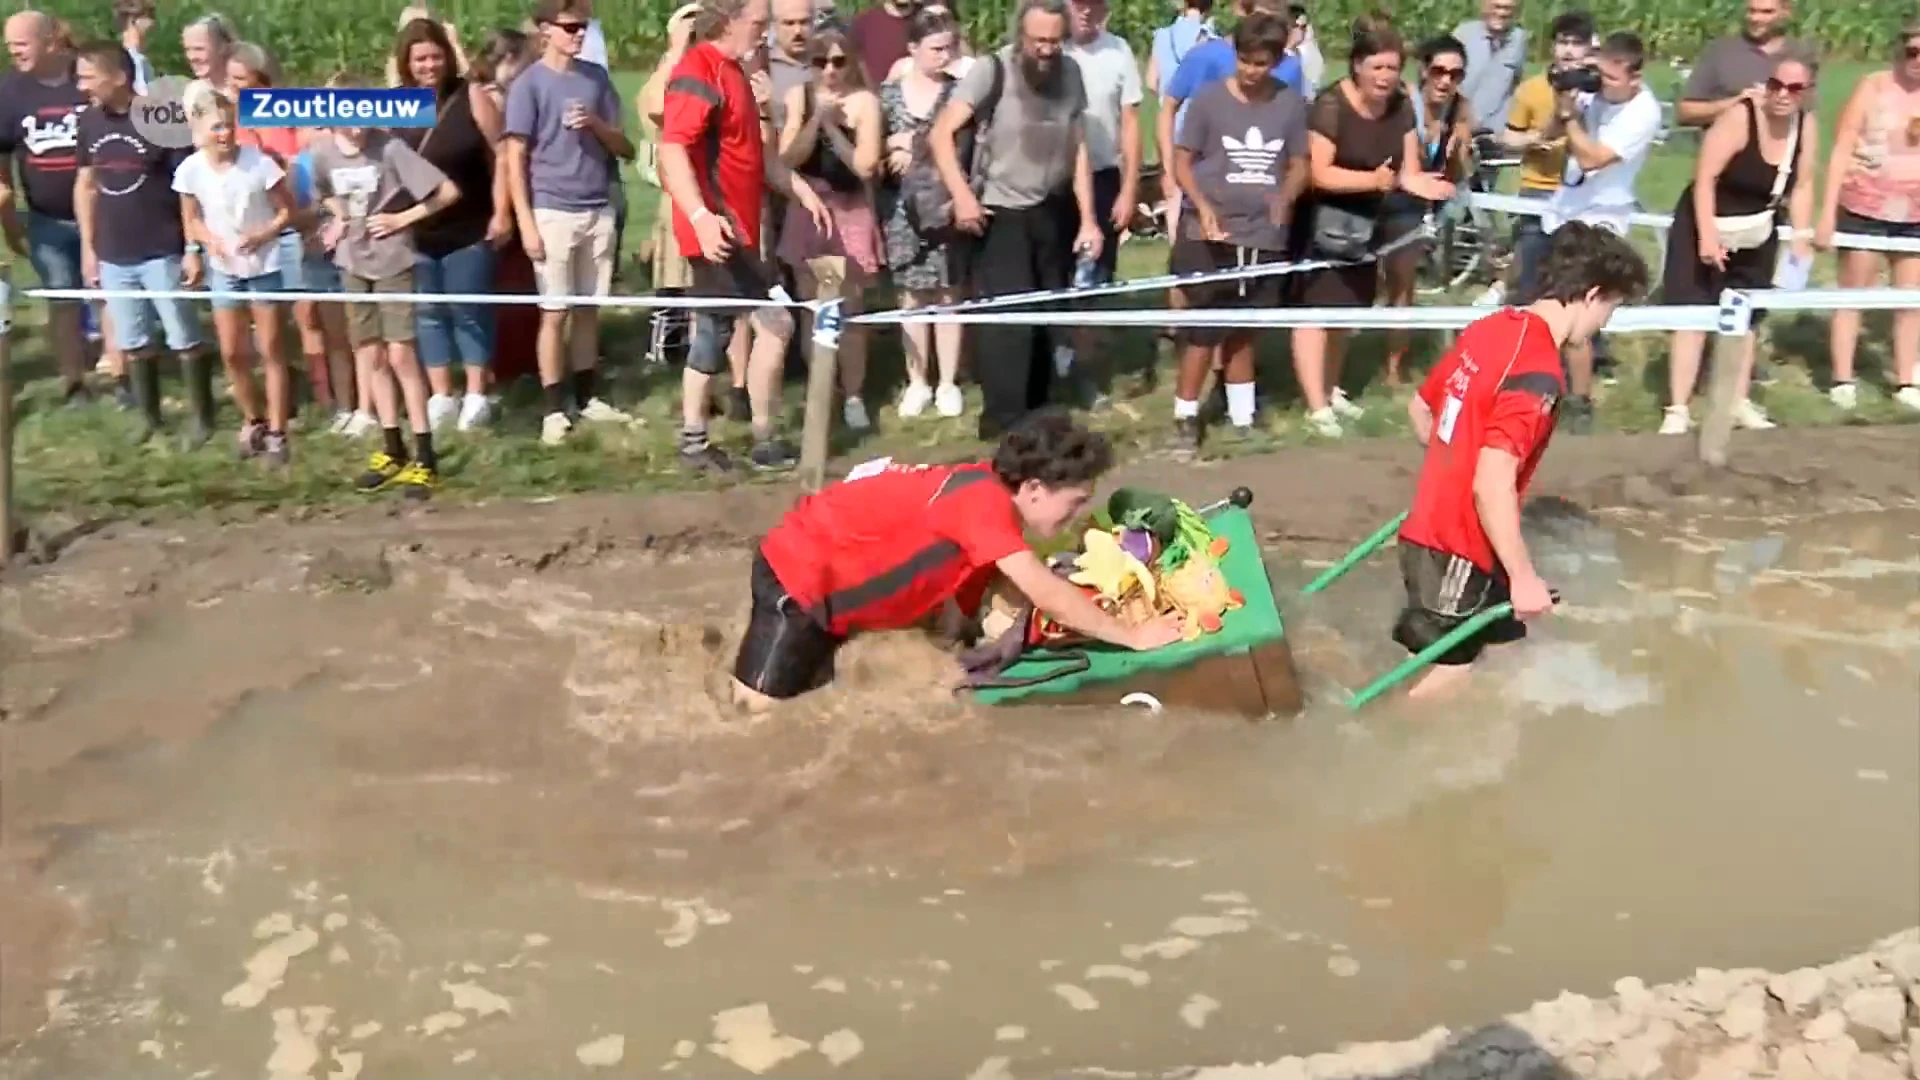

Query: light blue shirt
[1150,14,1213,96]
[1165,38,1304,136]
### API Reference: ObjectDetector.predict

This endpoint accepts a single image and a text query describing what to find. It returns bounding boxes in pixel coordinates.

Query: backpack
[900,53,1005,235]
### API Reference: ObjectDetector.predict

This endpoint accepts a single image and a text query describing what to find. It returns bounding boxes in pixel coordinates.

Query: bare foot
[1405,664,1473,701]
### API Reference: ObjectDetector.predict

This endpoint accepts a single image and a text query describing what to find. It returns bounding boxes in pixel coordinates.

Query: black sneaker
[355,451,406,492]
[727,386,753,423]
[749,437,798,472]
[62,381,94,408]
[1202,382,1228,424]
[1561,395,1595,435]
[680,442,735,475]
[1171,417,1202,459]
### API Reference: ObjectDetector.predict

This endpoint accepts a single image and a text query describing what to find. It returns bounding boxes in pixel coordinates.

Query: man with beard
[929,0,1102,439]
[0,10,93,404]
[1678,0,1813,129]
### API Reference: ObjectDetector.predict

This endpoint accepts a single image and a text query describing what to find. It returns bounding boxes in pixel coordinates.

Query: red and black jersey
[1401,308,1564,573]
[759,462,1030,637]
[659,42,766,257]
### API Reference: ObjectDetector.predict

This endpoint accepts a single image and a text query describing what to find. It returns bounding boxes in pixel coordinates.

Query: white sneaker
[427,393,458,433]
[1733,398,1775,430]
[327,409,355,435]
[935,383,965,418]
[456,393,492,432]
[1658,405,1691,435]
[1895,385,1920,412]
[897,382,933,419]
[1306,407,1344,438]
[577,397,631,424]
[843,396,871,431]
[541,411,572,445]
[1329,386,1365,420]
[342,410,378,438]
[1828,382,1858,411]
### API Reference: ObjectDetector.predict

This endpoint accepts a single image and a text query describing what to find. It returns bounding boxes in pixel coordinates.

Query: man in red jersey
[733,410,1186,707]
[658,0,832,475]
[1395,222,1649,699]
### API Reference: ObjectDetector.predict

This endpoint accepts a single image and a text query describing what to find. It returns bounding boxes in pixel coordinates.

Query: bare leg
[1382,258,1416,386]
[932,298,962,389]
[900,292,933,388]
[1291,326,1330,412]
[387,341,433,434]
[1827,250,1877,386]
[213,307,264,421]
[1892,254,1920,389]
[1668,329,1707,408]
[249,300,290,431]
[365,342,400,429]
[49,302,87,389]
[1407,663,1475,700]
[747,309,795,438]
[535,310,568,403]
[836,272,867,403]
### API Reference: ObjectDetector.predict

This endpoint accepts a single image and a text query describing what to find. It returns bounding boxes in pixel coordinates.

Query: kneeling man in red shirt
[1397,222,1650,698]
[735,410,1186,706]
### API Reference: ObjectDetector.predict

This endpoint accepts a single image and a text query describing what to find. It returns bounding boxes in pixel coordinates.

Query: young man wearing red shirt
[658,0,831,475]
[734,410,1186,707]
[1396,222,1648,699]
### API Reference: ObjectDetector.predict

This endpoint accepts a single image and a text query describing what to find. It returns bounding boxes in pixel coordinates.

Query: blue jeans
[208,266,287,310]
[414,241,497,370]
[26,212,82,290]
[1510,187,1554,303]
[100,256,202,353]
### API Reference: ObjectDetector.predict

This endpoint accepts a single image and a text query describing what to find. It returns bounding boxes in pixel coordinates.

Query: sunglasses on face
[549,20,588,34]
[1905,43,1920,59]
[1766,76,1809,94]
[1428,64,1464,80]
[812,54,849,69]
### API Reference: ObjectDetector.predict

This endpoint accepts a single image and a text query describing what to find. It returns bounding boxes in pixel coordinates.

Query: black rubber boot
[129,353,164,442]
[182,350,217,450]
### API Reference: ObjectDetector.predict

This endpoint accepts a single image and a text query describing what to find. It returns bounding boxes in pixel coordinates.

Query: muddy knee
[751,306,794,341]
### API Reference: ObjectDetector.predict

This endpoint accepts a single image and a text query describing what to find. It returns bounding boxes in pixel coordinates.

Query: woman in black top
[394,17,511,433]
[1659,55,1818,435]
[1289,23,1452,439]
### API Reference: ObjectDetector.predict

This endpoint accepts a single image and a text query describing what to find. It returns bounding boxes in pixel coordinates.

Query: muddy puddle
[1,505,1916,1079]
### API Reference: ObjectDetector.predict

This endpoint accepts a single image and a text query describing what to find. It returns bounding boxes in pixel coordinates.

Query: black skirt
[1660,185,1780,308]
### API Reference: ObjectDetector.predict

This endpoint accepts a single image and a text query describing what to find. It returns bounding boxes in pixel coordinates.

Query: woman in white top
[173,93,298,464]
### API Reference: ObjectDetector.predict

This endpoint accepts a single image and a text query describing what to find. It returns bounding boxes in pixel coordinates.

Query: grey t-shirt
[1175,80,1307,250]
[503,58,623,211]
[768,51,812,133]
[1453,20,1527,135]
[952,47,1088,210]
[309,132,450,281]
[1683,35,1817,113]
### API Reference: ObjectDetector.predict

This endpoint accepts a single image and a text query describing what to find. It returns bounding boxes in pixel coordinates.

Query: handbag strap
[1763,103,1800,210]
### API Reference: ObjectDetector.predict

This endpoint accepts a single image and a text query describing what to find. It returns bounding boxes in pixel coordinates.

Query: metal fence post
[1699,289,1754,468]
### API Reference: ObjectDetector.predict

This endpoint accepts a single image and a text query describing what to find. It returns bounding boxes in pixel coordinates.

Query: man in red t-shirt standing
[1395,222,1648,699]
[733,410,1184,708]
[658,0,831,474]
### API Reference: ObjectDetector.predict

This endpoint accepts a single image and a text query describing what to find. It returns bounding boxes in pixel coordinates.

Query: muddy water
[2,507,1917,1079]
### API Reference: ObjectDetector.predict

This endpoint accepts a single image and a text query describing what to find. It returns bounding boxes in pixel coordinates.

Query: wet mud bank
[1175,929,1920,1080]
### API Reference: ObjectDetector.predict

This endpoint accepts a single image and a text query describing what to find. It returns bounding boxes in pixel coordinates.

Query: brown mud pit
[2,426,1918,1078]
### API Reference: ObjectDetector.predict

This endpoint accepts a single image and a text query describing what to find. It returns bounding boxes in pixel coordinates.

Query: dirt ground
[3,425,1918,1056]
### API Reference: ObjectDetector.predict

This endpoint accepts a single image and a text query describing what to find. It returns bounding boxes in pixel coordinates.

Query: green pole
[1300,511,1409,596]
[1344,602,1516,711]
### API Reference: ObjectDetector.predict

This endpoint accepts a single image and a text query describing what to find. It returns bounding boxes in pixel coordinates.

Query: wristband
[690,206,712,223]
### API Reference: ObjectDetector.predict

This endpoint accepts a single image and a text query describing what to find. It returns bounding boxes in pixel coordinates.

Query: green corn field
[27,0,1919,81]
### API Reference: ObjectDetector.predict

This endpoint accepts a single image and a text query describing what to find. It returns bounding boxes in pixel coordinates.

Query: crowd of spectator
[0,0,1916,494]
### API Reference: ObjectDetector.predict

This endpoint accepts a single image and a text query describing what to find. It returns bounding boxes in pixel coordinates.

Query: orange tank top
[1838,74,1920,224]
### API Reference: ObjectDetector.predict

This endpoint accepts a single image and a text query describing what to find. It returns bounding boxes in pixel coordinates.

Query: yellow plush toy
[1068,529,1157,607]
[1160,551,1245,640]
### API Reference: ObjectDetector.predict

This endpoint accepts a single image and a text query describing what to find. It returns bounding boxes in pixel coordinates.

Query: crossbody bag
[1713,109,1799,252]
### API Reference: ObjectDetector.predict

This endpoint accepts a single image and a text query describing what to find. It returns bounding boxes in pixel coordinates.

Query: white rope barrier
[854,303,1729,334]
[26,287,825,311]
[1464,191,1920,254]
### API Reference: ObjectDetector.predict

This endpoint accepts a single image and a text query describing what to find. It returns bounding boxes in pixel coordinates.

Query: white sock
[1225,382,1256,427]
[1173,396,1200,420]
[1054,345,1075,377]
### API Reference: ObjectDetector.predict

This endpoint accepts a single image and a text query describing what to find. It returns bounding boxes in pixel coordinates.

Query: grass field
[2,59,1912,519]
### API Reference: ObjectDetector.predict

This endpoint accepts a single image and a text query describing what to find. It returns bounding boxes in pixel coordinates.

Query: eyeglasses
[1427,64,1464,80]
[812,54,849,69]
[1765,76,1810,94]
[549,20,588,34]
[1905,43,1920,59]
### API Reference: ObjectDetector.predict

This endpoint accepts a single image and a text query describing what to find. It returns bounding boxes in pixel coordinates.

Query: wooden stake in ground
[1698,331,1749,468]
[798,255,846,491]
[0,269,14,566]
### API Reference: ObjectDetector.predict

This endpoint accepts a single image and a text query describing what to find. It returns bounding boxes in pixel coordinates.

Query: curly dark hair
[1534,222,1650,304]
[991,409,1115,492]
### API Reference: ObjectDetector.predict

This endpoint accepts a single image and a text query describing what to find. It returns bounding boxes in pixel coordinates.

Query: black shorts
[732,550,843,700]
[1170,235,1288,345]
[1391,541,1527,667]
[1836,208,1920,245]
[687,252,788,376]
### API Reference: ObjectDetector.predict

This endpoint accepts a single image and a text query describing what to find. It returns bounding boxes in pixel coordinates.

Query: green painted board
[973,506,1285,706]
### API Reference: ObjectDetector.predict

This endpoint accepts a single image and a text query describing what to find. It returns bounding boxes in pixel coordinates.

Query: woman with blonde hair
[182,13,238,113]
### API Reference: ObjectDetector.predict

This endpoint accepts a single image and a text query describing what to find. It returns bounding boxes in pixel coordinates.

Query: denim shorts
[208,266,287,311]
[26,212,83,291]
[100,256,202,353]
[275,232,343,292]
